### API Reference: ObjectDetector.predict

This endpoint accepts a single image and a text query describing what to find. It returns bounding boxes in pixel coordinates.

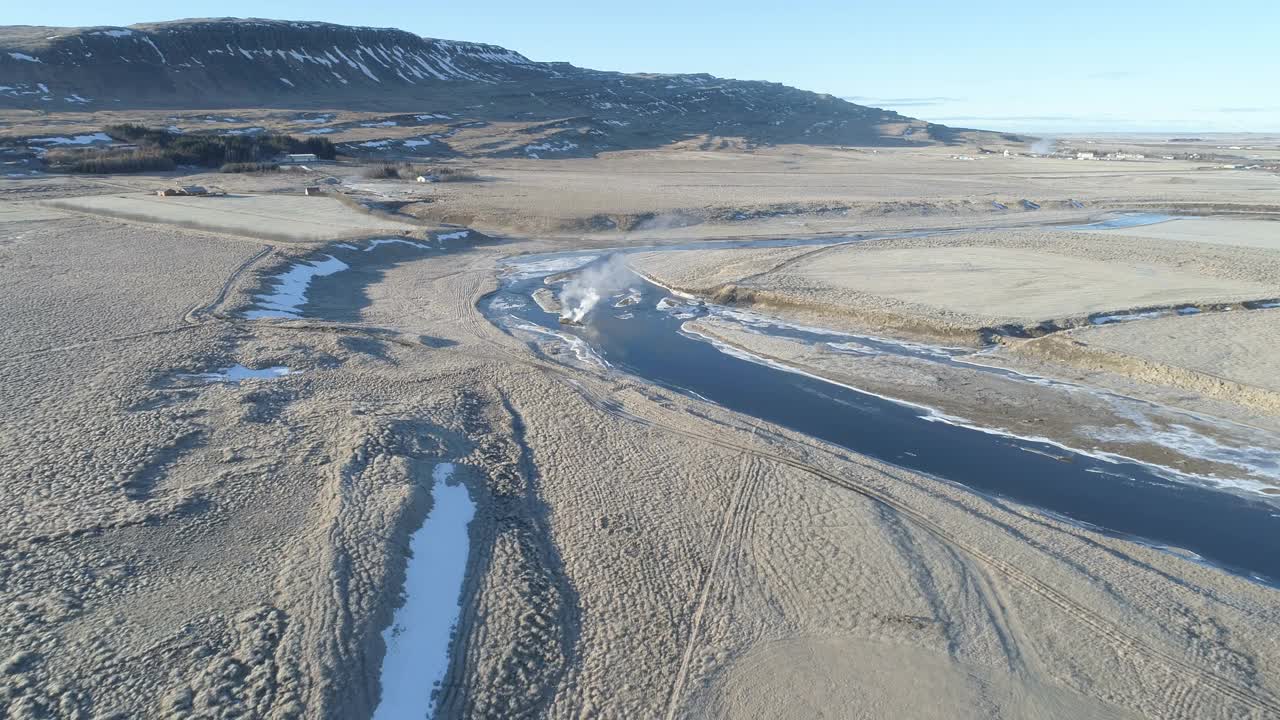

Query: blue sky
[11,1,1279,132]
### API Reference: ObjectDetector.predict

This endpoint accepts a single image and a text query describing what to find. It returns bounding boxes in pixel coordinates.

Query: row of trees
[102,124,336,167]
[45,148,176,174]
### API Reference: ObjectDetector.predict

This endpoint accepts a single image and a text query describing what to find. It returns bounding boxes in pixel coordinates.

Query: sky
[9,1,1279,133]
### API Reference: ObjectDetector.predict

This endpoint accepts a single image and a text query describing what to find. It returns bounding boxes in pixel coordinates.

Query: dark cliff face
[0,18,958,147]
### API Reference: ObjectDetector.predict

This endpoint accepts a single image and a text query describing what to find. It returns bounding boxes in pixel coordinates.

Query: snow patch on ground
[186,365,297,383]
[524,141,579,156]
[244,255,349,319]
[363,238,432,252]
[1091,310,1168,325]
[512,321,610,368]
[29,132,112,145]
[501,254,598,281]
[372,463,475,720]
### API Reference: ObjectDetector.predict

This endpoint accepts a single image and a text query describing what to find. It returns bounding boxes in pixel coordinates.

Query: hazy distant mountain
[0,18,980,148]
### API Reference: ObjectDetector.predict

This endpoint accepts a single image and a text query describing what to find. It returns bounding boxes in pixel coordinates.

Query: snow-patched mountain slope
[0,18,970,147]
[0,19,553,100]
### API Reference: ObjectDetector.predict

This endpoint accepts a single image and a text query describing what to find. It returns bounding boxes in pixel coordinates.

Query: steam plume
[560,255,633,323]
[1028,137,1057,155]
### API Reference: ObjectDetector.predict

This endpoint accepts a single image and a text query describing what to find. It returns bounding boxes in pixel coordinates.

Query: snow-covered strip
[140,36,166,63]
[28,132,113,145]
[524,141,579,156]
[511,320,610,369]
[373,463,475,720]
[93,29,134,38]
[363,238,432,252]
[404,138,432,148]
[436,231,469,241]
[245,255,349,319]
[279,77,295,87]
[7,52,41,63]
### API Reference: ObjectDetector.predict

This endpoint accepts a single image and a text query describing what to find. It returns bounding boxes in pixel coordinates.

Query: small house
[282,153,318,164]
[156,186,208,197]
[304,186,323,196]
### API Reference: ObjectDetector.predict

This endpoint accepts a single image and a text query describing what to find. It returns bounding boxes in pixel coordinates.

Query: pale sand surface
[784,245,1269,320]
[1079,216,1280,251]
[632,228,1280,343]
[1072,308,1280,393]
[413,145,1280,232]
[44,192,421,242]
[981,308,1280,418]
[3,148,1280,719]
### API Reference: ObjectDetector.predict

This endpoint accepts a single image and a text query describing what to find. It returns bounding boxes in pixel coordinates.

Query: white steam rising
[560,255,633,323]
[1028,137,1057,155]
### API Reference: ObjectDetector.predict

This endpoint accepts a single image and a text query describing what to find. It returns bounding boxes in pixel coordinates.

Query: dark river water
[485,248,1280,586]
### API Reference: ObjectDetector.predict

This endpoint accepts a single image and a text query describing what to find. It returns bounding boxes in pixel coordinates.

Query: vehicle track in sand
[186,244,273,322]
[662,427,761,720]
[547,372,1280,717]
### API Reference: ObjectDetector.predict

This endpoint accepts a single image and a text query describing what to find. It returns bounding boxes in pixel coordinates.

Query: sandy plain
[1,143,1280,719]
[981,307,1280,421]
[46,192,423,243]
[1078,216,1280,251]
[630,227,1280,344]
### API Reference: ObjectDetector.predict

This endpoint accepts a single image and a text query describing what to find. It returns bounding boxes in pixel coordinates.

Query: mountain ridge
[0,18,989,150]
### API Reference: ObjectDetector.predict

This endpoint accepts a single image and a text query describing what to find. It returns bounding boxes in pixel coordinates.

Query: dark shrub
[363,163,403,179]
[220,162,279,173]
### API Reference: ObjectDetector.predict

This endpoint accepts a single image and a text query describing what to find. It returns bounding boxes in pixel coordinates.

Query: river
[484,221,1280,585]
